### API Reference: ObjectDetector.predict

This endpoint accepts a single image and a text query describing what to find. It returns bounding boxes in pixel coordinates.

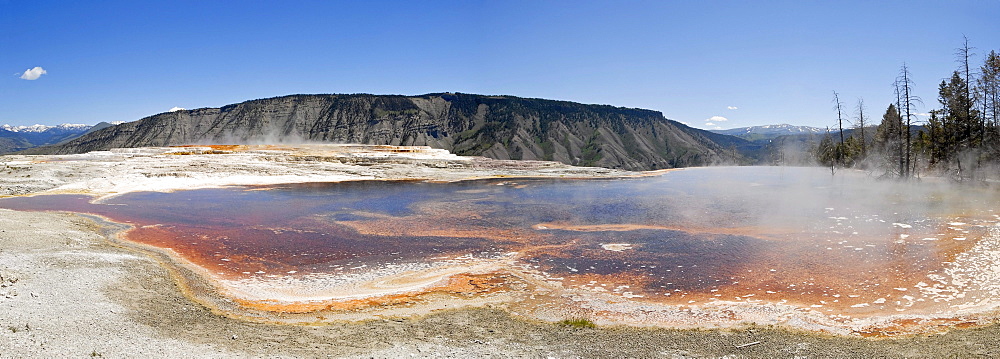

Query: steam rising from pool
[3,167,1000,335]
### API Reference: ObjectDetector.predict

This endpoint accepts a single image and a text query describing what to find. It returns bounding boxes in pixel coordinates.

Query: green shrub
[557,318,596,329]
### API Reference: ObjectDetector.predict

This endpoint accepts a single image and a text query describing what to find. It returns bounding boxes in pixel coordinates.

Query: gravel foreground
[3,146,1000,358]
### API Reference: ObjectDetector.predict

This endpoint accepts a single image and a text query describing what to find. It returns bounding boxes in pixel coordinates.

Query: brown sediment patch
[233,292,421,313]
[439,271,519,295]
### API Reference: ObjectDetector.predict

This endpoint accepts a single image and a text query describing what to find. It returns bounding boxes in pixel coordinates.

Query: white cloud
[705,122,716,126]
[19,66,47,80]
[168,107,186,112]
[706,115,729,122]
[915,112,931,117]
[727,106,738,110]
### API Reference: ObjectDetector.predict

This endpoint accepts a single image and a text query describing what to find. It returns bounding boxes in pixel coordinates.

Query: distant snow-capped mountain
[1,123,91,133]
[1,123,109,153]
[710,124,826,141]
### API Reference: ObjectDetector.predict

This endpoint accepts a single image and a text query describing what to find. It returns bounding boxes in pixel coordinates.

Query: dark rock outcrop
[23,93,748,170]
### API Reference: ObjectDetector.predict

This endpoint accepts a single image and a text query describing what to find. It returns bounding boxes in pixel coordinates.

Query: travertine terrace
[0,144,630,199]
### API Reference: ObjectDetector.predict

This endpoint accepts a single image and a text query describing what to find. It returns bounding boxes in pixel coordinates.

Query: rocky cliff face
[24,93,745,170]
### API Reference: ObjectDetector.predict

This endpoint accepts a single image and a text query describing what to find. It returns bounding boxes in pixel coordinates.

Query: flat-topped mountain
[22,93,748,170]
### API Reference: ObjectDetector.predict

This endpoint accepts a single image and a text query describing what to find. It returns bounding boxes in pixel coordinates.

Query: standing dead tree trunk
[956,35,979,145]
[833,91,846,169]
[894,83,905,177]
[896,64,920,178]
[855,98,868,163]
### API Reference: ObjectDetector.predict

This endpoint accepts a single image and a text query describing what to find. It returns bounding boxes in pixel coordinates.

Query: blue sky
[3,1,998,130]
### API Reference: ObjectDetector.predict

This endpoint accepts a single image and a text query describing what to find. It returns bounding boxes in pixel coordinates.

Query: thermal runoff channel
[3,167,1000,334]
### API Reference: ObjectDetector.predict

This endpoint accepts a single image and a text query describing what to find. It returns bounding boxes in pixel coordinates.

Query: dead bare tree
[894,82,905,176]
[956,35,980,144]
[833,91,845,169]
[982,50,1000,148]
[896,64,921,178]
[855,98,868,161]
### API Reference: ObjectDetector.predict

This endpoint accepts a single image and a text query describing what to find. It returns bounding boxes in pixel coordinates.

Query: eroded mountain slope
[25,93,745,170]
